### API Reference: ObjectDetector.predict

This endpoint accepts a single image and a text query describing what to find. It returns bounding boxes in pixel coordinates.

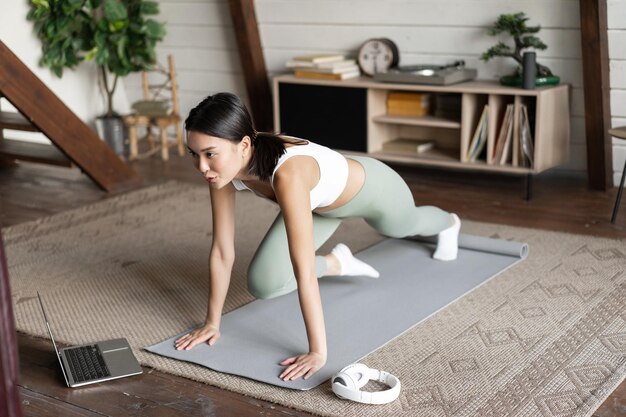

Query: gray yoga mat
[145,234,528,390]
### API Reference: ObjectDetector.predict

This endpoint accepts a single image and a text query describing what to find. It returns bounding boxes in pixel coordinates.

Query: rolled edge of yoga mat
[411,233,528,259]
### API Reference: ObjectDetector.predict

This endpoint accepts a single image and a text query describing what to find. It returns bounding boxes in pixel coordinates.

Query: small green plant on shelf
[481,12,559,86]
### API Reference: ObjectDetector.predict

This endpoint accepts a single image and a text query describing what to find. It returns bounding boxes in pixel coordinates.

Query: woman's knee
[247,257,295,299]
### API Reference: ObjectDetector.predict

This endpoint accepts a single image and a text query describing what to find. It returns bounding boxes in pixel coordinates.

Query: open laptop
[37,292,143,387]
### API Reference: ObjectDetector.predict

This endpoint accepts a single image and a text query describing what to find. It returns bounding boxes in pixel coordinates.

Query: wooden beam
[0,231,23,417]
[579,0,613,190]
[228,0,273,131]
[0,41,142,193]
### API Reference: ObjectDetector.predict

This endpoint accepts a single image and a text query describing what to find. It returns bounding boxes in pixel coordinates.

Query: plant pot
[499,75,561,87]
[95,115,127,158]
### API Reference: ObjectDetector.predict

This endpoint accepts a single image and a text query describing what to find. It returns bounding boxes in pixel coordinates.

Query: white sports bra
[231,140,349,210]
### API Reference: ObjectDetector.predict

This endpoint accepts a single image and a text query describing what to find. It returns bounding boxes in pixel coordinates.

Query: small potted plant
[481,12,560,87]
[28,0,166,155]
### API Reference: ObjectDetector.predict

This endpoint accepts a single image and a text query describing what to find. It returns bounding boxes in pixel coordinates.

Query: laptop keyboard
[65,345,111,383]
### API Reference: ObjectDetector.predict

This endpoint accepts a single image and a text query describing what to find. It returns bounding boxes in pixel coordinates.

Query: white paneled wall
[127,1,589,173]
[608,0,626,187]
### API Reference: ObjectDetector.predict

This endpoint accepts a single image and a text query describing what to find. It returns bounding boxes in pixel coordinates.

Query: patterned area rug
[4,181,626,417]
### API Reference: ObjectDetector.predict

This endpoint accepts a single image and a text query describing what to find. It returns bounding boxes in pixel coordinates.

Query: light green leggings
[247,156,451,299]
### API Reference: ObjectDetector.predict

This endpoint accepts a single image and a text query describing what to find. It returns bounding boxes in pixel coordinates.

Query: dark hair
[185,92,297,181]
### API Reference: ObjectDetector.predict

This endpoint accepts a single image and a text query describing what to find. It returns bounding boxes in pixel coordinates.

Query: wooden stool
[123,55,184,161]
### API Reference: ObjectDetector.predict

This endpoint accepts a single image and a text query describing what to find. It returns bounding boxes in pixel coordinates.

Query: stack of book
[386,92,431,117]
[286,54,360,80]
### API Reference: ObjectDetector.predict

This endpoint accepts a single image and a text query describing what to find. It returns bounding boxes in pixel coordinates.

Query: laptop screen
[37,292,69,386]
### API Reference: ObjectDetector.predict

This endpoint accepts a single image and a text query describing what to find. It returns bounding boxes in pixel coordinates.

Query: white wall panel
[611,90,626,117]
[610,60,626,89]
[158,1,230,26]
[607,0,626,29]
[162,26,237,49]
[608,31,626,60]
[157,47,242,73]
[260,26,581,61]
[256,0,580,28]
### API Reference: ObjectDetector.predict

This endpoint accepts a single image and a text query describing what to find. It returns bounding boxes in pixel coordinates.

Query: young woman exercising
[174,92,460,382]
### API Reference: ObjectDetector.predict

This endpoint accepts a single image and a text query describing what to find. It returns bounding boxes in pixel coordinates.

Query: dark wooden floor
[1,155,625,416]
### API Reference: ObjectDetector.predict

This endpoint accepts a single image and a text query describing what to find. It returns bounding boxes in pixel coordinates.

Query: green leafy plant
[28,0,166,117]
[481,12,553,77]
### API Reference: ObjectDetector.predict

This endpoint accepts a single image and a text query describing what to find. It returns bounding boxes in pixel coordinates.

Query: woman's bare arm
[273,157,327,380]
[176,183,236,350]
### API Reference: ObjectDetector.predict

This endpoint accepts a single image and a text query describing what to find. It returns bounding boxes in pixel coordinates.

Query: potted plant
[481,12,560,87]
[27,0,166,155]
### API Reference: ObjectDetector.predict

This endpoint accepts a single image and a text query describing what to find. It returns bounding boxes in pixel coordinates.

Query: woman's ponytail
[249,132,287,181]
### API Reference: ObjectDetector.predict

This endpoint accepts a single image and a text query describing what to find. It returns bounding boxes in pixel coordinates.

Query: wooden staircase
[0,41,141,192]
[0,111,72,167]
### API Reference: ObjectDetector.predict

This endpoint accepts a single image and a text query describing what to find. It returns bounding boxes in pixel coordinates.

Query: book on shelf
[519,104,534,168]
[387,103,430,117]
[466,105,489,161]
[387,91,430,102]
[290,54,345,64]
[288,63,360,74]
[294,70,360,80]
[493,104,514,165]
[386,92,431,117]
[382,138,435,154]
[286,59,356,71]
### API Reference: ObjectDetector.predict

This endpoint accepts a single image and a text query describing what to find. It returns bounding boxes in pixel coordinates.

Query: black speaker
[522,52,537,90]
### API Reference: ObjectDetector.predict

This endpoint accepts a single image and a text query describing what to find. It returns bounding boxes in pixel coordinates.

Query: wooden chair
[609,126,626,224]
[123,55,184,161]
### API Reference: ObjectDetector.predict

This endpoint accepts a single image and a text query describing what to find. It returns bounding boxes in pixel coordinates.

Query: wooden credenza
[273,74,570,176]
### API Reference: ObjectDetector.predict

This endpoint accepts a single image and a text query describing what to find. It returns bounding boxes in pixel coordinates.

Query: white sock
[331,243,380,278]
[433,213,461,261]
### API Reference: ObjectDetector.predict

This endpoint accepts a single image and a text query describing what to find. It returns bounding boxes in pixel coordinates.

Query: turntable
[373,60,477,85]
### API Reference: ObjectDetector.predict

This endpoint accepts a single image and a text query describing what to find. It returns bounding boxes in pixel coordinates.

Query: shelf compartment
[372,114,461,129]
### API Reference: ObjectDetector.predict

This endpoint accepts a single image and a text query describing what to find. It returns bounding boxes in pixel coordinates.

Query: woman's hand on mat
[279,352,327,381]
[174,324,220,350]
